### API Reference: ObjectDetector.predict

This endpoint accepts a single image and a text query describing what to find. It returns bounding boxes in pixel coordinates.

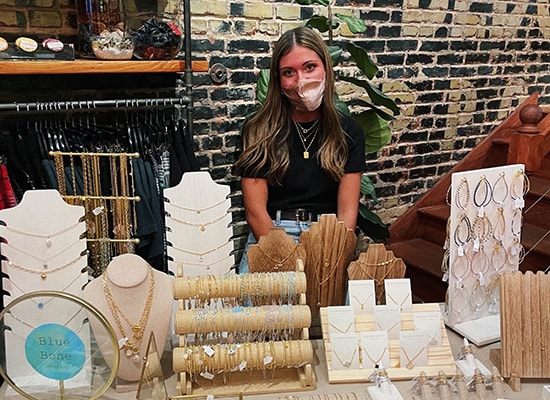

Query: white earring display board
[0,189,90,396]
[163,171,235,276]
[445,164,525,345]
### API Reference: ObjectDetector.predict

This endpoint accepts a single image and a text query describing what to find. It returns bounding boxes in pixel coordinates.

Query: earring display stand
[172,261,316,397]
[489,270,550,392]
[347,243,407,305]
[319,302,455,383]
[164,171,235,276]
[444,165,525,346]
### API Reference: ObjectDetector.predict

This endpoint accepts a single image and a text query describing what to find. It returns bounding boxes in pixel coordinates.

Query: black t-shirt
[240,114,366,217]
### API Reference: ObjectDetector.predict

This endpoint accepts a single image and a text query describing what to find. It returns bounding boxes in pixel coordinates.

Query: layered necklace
[292,118,320,159]
[102,265,155,364]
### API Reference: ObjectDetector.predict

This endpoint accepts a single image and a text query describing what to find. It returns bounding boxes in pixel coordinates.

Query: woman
[234,26,367,273]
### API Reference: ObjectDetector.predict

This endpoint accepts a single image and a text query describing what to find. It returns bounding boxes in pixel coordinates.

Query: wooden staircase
[388,93,550,303]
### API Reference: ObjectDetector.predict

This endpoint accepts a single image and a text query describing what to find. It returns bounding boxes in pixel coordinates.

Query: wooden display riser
[177,364,315,397]
[320,303,456,383]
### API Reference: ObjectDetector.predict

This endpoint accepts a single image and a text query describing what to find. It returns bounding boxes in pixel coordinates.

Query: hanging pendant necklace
[292,119,319,159]
[102,265,155,364]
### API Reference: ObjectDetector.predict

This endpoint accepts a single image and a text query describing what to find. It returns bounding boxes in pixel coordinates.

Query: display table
[3,325,546,399]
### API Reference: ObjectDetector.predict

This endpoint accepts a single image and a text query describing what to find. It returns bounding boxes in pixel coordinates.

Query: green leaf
[346,42,378,79]
[356,204,390,243]
[305,15,338,32]
[360,175,377,198]
[335,13,367,34]
[333,93,350,115]
[353,98,395,121]
[354,109,392,154]
[257,69,270,104]
[328,45,342,67]
[295,0,329,6]
[339,75,400,115]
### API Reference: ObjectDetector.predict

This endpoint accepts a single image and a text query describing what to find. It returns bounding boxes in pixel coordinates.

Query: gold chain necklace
[329,320,354,334]
[355,261,396,304]
[4,239,85,269]
[313,234,349,306]
[292,119,320,159]
[169,240,232,262]
[332,347,357,368]
[254,243,299,271]
[363,345,387,367]
[168,212,228,232]
[351,293,373,311]
[1,220,83,247]
[166,198,228,214]
[6,252,87,280]
[402,344,426,370]
[102,265,155,364]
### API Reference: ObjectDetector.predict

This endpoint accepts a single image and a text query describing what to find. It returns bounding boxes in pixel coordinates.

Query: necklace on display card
[384,278,413,312]
[374,304,401,340]
[348,279,376,314]
[327,305,356,335]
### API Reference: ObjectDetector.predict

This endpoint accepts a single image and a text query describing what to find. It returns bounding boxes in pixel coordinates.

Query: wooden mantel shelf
[0,59,209,75]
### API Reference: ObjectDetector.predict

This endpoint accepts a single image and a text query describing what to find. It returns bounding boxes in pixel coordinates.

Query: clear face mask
[282,77,326,112]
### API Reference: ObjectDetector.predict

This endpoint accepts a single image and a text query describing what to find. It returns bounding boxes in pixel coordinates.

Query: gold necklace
[355,261,396,304]
[386,292,411,311]
[329,320,354,334]
[351,293,373,311]
[166,198,228,214]
[332,347,357,368]
[169,240,232,262]
[4,239,85,269]
[402,344,426,370]
[6,252,87,280]
[313,234,349,306]
[102,265,155,364]
[1,220,83,247]
[168,212,229,232]
[254,243,299,271]
[375,319,400,334]
[363,346,387,367]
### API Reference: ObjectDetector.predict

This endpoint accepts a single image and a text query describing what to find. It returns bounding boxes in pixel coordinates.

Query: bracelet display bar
[172,261,316,397]
[320,303,455,383]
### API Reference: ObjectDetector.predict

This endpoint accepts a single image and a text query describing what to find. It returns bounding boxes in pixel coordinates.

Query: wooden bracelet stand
[347,243,407,305]
[320,303,456,383]
[489,271,550,392]
[172,260,316,397]
[300,214,357,318]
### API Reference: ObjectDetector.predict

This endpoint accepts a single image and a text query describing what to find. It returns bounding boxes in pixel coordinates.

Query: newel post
[507,103,545,171]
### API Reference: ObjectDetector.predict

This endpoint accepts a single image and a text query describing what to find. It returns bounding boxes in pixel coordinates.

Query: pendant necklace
[102,265,155,364]
[292,119,319,159]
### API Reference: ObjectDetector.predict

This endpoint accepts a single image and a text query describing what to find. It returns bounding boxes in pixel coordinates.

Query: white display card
[348,280,375,314]
[330,332,360,370]
[374,304,401,340]
[414,310,442,347]
[399,330,429,370]
[360,330,391,369]
[327,305,356,334]
[384,278,412,312]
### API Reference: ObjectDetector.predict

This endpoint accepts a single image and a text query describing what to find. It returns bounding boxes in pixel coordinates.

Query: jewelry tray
[320,303,456,383]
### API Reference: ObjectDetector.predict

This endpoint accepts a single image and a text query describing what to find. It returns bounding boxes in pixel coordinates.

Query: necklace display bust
[83,253,174,385]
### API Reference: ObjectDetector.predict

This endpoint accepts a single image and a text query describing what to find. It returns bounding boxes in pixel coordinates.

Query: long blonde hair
[234,26,348,185]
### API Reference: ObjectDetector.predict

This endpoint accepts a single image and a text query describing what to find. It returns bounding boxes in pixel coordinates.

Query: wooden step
[416,205,449,247]
[389,238,447,303]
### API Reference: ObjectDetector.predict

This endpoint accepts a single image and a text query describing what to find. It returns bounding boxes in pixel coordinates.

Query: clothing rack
[0,97,191,112]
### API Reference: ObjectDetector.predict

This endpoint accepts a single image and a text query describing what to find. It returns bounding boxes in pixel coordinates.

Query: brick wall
[188,0,550,228]
[1,0,550,241]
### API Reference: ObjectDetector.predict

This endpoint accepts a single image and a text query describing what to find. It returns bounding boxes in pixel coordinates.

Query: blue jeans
[238,216,313,274]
